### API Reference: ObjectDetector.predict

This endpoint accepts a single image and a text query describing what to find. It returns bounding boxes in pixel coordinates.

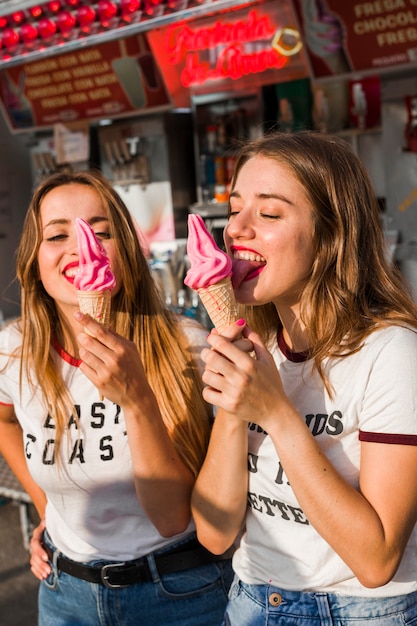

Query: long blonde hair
[15,169,211,475]
[230,131,417,387]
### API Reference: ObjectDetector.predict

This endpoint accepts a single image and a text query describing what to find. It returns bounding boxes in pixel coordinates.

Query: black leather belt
[43,538,234,589]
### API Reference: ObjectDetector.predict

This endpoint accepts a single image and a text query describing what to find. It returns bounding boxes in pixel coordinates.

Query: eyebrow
[43,216,110,230]
[229,190,293,205]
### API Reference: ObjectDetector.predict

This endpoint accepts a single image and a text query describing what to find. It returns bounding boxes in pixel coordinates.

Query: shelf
[190,201,228,218]
[335,126,382,138]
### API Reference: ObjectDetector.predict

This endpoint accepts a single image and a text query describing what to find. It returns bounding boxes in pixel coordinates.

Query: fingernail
[236,318,246,326]
[74,311,83,320]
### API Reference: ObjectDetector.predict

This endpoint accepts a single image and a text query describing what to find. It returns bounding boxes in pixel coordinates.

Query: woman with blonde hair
[192,131,417,625]
[0,169,232,626]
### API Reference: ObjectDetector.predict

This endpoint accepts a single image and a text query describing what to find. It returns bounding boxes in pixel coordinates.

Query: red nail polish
[236,318,246,326]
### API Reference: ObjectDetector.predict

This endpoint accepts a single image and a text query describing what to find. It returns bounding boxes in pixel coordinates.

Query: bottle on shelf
[278,98,294,134]
[199,124,217,202]
[214,154,227,203]
[213,119,228,203]
[197,104,250,205]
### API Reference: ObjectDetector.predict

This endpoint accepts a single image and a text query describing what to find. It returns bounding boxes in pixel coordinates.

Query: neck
[275,304,311,353]
[280,326,311,354]
[277,327,312,362]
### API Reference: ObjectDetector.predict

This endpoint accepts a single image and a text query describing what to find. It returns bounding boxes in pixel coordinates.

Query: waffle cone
[198,278,238,333]
[77,290,111,335]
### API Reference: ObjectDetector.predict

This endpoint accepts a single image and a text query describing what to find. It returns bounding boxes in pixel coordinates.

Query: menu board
[0,34,171,132]
[293,0,417,78]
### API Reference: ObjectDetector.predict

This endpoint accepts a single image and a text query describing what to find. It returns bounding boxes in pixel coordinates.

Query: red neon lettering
[164,9,276,64]
[180,44,288,88]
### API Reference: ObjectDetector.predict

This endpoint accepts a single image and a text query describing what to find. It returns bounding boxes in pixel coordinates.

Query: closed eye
[260,213,281,220]
[95,231,112,240]
[46,234,67,241]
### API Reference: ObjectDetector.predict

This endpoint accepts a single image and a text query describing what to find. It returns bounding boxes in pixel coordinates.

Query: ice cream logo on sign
[112,36,161,109]
[112,38,146,109]
[272,28,303,56]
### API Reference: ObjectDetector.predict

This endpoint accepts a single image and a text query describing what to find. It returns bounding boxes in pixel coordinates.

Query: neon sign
[163,9,302,88]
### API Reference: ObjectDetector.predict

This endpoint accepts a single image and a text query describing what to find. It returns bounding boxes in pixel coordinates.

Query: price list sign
[0,33,170,132]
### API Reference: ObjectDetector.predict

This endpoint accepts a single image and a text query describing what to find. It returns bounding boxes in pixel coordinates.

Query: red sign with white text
[293,0,417,78]
[147,0,310,107]
[0,34,171,132]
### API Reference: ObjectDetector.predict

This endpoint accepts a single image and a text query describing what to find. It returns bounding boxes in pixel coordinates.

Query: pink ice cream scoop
[184,214,237,332]
[74,218,116,292]
[184,214,232,289]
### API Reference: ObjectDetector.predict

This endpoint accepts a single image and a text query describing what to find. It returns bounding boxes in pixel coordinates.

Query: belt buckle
[100,562,129,589]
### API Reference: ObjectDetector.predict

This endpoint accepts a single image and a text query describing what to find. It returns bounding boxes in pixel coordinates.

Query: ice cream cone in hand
[74,218,116,336]
[77,290,112,331]
[185,214,238,332]
[197,279,238,333]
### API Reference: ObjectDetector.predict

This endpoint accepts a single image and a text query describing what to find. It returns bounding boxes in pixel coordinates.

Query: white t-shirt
[0,317,208,563]
[232,325,417,597]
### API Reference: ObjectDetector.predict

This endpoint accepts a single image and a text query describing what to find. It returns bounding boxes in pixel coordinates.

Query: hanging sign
[147,0,310,108]
[0,34,171,132]
[293,0,417,79]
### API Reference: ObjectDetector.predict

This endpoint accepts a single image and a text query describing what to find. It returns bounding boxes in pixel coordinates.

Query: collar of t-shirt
[277,328,311,363]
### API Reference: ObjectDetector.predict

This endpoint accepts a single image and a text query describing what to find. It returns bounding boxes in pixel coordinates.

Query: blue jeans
[38,533,233,626]
[223,577,417,625]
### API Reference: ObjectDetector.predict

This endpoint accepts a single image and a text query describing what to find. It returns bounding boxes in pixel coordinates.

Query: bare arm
[76,313,195,537]
[192,321,257,553]
[200,325,417,588]
[192,408,248,554]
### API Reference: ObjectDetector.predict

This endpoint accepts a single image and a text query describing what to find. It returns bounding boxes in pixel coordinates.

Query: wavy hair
[229,131,417,388]
[15,169,211,475]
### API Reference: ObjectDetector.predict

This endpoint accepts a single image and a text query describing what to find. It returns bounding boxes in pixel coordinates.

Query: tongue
[232,259,263,289]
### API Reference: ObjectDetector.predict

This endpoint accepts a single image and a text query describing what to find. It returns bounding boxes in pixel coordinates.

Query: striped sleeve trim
[359,430,417,446]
